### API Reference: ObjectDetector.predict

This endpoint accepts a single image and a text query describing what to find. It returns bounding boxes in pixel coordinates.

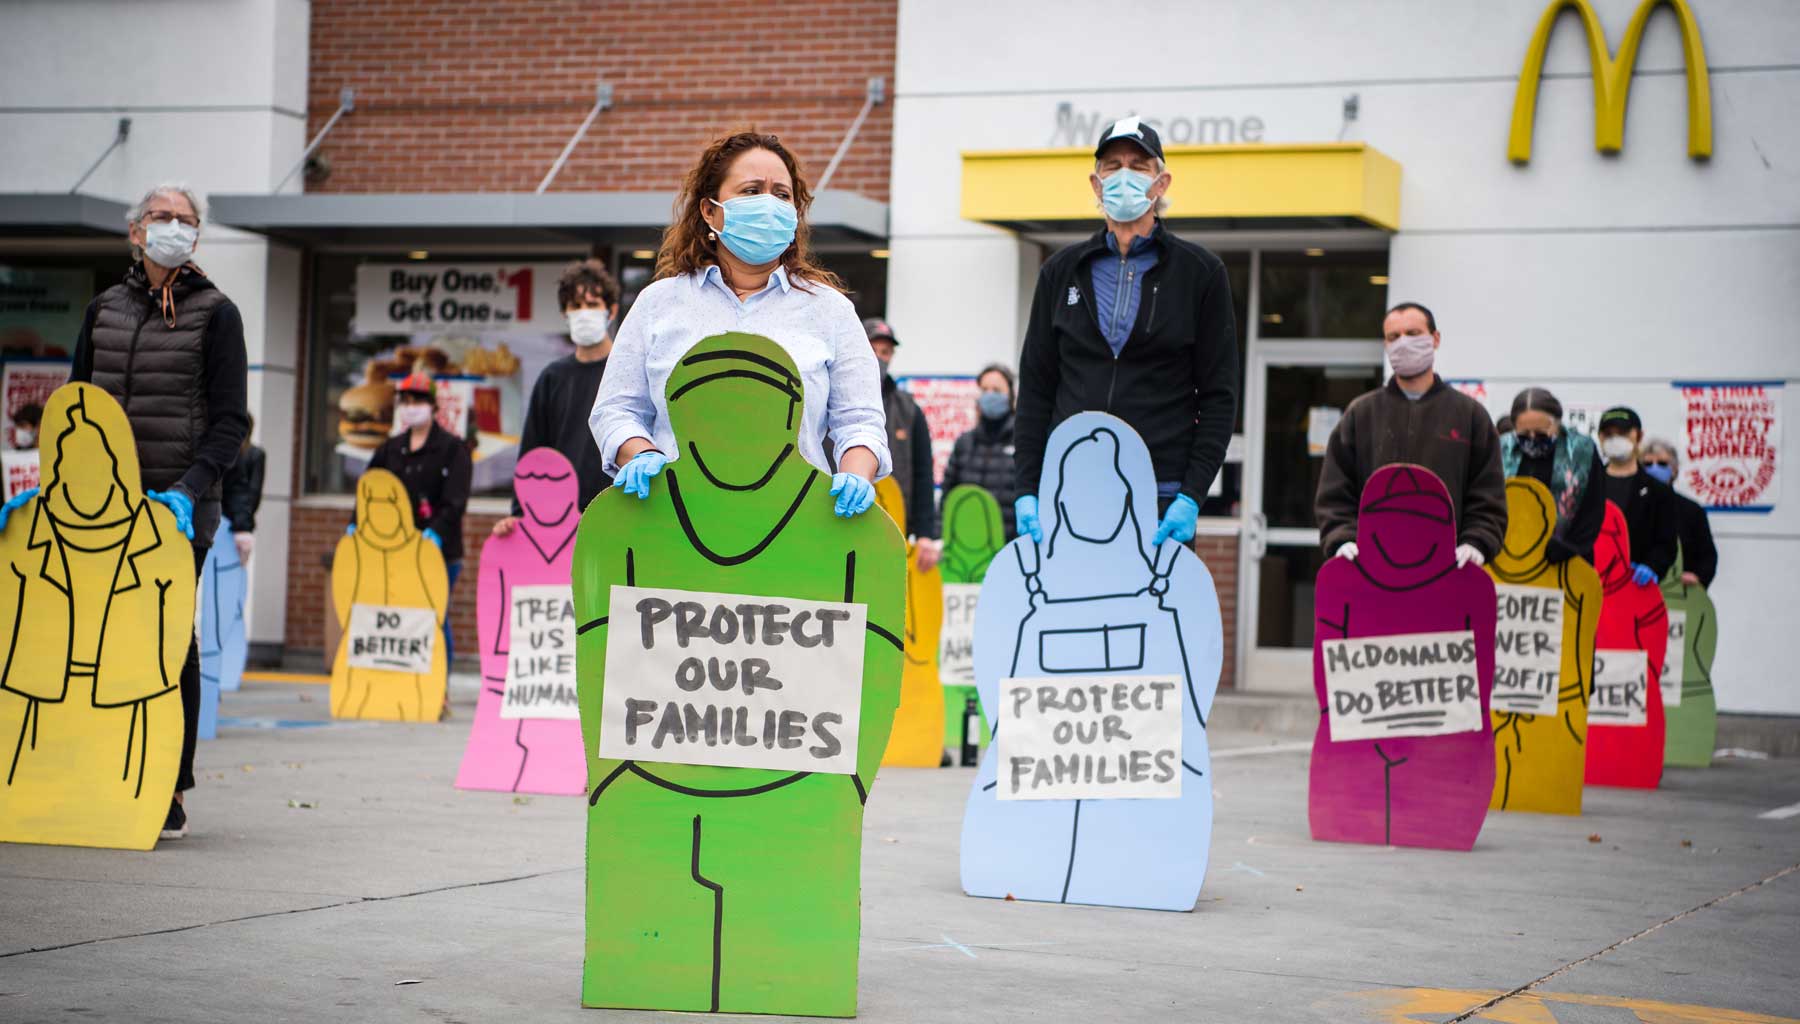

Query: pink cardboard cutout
[1310,464,1497,851]
[455,448,587,795]
[1585,501,1668,789]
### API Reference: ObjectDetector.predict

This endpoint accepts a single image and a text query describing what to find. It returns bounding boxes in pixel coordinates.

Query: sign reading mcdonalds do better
[0,384,194,850]
[960,412,1222,912]
[1487,478,1602,816]
[1660,548,1718,768]
[1310,465,1497,852]
[873,475,948,768]
[1587,502,1669,789]
[572,333,904,1016]
[330,467,450,722]
[456,448,588,795]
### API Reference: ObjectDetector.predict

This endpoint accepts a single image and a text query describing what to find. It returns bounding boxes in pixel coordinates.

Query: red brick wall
[307,0,896,199]
[1194,534,1240,690]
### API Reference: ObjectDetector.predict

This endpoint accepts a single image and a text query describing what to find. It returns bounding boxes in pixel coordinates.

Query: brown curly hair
[655,129,843,293]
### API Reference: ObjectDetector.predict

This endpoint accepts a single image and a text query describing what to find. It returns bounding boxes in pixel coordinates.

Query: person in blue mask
[1639,436,1718,588]
[589,131,889,518]
[1012,118,1237,547]
[940,364,1022,539]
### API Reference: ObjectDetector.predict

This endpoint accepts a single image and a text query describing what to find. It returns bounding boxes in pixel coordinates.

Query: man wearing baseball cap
[864,316,941,569]
[1597,405,1679,587]
[1013,116,1237,547]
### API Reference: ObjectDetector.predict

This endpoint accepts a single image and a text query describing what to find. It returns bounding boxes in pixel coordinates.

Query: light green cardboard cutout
[1660,546,1718,767]
[572,332,905,1017]
[937,485,1005,753]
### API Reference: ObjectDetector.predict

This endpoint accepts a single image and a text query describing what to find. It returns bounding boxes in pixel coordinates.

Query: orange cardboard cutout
[876,477,946,766]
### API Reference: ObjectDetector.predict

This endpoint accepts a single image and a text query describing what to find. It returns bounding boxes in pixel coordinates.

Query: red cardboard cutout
[1585,501,1668,789]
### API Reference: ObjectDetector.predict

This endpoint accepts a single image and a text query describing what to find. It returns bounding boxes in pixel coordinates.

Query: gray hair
[126,183,204,260]
[1641,436,1680,468]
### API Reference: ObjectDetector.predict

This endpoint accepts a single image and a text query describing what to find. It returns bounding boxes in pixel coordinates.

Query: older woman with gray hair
[1638,437,1719,587]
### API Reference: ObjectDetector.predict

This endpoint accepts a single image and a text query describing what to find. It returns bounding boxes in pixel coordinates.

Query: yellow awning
[961,142,1402,232]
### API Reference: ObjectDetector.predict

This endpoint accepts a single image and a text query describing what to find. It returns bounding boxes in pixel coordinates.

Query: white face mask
[1386,332,1436,378]
[13,428,34,448]
[1600,435,1636,463]
[567,308,611,347]
[143,219,198,268]
[398,403,433,429]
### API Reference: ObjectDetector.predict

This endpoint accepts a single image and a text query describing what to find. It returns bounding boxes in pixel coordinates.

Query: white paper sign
[998,675,1182,801]
[501,584,579,720]
[1322,631,1484,741]
[1,449,38,500]
[598,585,866,775]
[1306,406,1342,457]
[1589,648,1649,726]
[346,603,437,673]
[1492,585,1564,717]
[938,583,981,686]
[1660,610,1687,708]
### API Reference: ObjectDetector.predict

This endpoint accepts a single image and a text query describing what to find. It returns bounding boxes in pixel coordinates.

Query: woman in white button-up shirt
[589,131,890,517]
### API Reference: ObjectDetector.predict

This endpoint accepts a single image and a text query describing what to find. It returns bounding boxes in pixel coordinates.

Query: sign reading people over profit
[1492,584,1563,717]
[938,583,981,686]
[346,604,438,674]
[501,584,579,720]
[997,675,1183,801]
[1589,648,1650,727]
[1660,610,1687,709]
[1322,631,1484,741]
[1677,381,1782,511]
[598,585,867,775]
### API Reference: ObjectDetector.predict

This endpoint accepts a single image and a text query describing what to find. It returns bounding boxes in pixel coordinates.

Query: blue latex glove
[617,450,669,500]
[1015,495,1042,543]
[345,523,356,536]
[145,488,194,541]
[0,487,37,533]
[1631,562,1657,587]
[1152,493,1200,546]
[828,473,875,518]
[423,527,443,549]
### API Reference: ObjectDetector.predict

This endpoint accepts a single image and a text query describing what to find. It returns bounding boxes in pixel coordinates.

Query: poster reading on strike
[1678,381,1782,511]
[501,584,579,720]
[2,360,71,449]
[939,582,981,686]
[1,450,38,499]
[1660,610,1687,708]
[598,585,867,775]
[997,675,1182,801]
[352,263,567,335]
[896,375,980,485]
[1322,631,1484,741]
[1492,585,1563,717]
[345,604,438,674]
[1589,648,1649,726]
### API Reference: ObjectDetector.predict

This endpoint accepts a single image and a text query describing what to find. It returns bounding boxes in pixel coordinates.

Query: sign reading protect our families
[997,675,1182,801]
[346,604,438,674]
[1589,648,1649,726]
[938,583,980,686]
[1322,631,1483,741]
[1493,585,1563,717]
[598,585,866,775]
[1660,610,1688,708]
[501,584,579,720]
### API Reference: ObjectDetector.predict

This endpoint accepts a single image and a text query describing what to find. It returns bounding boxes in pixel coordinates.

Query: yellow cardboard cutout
[0,383,193,850]
[1487,477,1603,815]
[330,467,449,721]
[876,477,947,766]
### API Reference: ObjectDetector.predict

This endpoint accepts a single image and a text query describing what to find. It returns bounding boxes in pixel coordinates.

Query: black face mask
[1515,432,1555,459]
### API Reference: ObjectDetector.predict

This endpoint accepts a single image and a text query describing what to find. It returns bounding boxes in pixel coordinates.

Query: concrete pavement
[1,680,1796,1023]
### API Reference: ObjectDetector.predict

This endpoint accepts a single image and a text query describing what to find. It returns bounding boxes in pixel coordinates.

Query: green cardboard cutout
[572,332,906,1016]
[1660,546,1718,767]
[938,485,1005,752]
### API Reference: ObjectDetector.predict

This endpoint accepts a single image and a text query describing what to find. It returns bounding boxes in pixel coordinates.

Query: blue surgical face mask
[1644,462,1674,485]
[1100,168,1155,223]
[977,390,1011,420]
[709,194,797,266]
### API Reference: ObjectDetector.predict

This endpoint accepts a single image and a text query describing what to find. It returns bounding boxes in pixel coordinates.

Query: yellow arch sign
[1508,0,1710,163]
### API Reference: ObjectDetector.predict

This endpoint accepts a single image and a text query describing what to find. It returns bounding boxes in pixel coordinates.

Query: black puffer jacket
[939,413,1019,539]
[72,263,250,548]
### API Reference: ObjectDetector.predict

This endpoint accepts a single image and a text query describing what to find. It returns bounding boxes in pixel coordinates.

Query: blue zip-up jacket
[1090,232,1159,356]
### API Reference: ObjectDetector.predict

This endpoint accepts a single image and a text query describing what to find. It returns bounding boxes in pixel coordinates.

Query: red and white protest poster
[897,375,980,486]
[3,360,71,449]
[2,450,39,499]
[1677,381,1782,511]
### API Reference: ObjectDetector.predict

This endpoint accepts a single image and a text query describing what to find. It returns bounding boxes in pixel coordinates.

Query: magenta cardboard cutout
[1310,464,1497,851]
[455,448,587,795]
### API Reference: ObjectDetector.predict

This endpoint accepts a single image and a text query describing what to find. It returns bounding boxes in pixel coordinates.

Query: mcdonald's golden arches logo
[1508,0,1711,163]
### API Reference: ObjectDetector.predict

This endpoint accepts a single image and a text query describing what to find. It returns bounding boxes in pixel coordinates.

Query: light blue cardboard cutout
[197,515,248,740]
[959,411,1222,911]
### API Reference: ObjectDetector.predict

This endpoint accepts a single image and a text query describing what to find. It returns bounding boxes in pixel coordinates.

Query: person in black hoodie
[1013,118,1237,548]
[221,413,266,564]
[1596,406,1680,586]
[940,364,1020,539]
[1639,436,1718,588]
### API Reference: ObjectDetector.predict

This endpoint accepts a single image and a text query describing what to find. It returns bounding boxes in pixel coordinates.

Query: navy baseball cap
[1095,117,1165,162]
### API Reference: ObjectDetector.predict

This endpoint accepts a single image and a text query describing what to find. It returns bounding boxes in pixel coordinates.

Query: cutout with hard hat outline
[938,484,1006,753]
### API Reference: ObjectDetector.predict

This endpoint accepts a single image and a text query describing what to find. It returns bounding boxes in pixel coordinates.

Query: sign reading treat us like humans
[1589,649,1649,727]
[599,585,867,775]
[347,604,437,674]
[998,675,1182,800]
[1322,631,1483,741]
[501,584,578,720]
[1492,584,1563,717]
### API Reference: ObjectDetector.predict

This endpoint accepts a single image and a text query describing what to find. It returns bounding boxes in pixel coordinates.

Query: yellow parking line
[241,670,331,686]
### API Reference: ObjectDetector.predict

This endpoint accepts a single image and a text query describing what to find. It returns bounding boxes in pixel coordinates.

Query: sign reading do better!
[998,675,1183,801]
[346,604,437,674]
[1322,631,1483,741]
[598,585,867,775]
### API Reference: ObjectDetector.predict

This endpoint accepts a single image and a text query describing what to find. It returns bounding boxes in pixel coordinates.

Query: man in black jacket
[865,317,941,569]
[1639,436,1718,587]
[1597,407,1680,586]
[1013,118,1237,547]
[222,413,266,564]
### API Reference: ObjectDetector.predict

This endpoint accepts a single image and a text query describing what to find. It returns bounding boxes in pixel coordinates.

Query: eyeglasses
[142,210,200,228]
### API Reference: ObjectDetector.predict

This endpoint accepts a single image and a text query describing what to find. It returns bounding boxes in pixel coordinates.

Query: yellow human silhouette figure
[875,477,945,766]
[330,467,449,721]
[0,383,193,850]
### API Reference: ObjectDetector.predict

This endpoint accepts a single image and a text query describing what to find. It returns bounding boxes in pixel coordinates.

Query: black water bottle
[960,694,981,766]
